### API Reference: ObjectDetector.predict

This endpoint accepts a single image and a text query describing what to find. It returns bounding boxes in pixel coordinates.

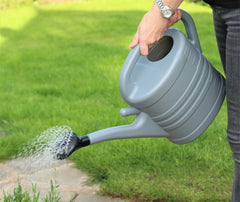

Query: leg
[212,6,240,201]
[226,9,240,201]
[232,162,240,202]
[212,7,227,72]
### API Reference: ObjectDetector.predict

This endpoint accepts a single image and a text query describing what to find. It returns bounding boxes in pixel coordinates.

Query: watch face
[162,9,173,18]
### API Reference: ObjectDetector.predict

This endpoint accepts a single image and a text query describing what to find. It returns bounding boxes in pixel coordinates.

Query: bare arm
[162,0,183,10]
[129,0,183,55]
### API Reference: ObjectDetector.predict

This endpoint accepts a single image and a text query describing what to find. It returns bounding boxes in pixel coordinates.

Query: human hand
[129,7,181,56]
[167,9,181,28]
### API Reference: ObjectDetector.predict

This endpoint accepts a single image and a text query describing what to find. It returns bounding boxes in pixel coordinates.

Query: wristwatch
[155,0,175,19]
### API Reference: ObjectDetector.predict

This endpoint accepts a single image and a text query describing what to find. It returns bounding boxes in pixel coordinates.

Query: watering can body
[118,10,225,144]
[66,10,225,152]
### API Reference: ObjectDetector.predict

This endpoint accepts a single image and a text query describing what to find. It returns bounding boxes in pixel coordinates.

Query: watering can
[54,9,225,160]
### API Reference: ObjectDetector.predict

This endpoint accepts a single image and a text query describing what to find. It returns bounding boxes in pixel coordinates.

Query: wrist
[161,0,182,10]
[155,0,175,19]
[151,3,169,22]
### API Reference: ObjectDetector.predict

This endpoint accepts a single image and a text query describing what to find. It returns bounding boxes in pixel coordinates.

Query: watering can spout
[53,109,169,160]
[87,109,169,145]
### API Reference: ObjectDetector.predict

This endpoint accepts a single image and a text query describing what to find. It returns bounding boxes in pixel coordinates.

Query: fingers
[168,9,181,27]
[128,31,139,49]
[129,31,155,56]
[177,9,182,21]
[175,9,181,22]
[140,42,149,56]
[128,6,174,56]
[129,34,162,56]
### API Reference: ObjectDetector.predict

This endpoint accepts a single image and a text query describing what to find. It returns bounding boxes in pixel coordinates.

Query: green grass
[0,1,233,201]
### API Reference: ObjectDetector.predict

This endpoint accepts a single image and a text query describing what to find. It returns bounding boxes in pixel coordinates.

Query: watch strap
[155,0,174,19]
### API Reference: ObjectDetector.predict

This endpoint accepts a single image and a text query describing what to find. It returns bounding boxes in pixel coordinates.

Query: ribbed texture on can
[143,43,225,143]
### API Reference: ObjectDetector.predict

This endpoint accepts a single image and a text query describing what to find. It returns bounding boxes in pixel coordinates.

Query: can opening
[147,36,173,62]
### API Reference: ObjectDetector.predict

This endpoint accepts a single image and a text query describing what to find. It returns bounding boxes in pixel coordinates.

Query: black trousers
[211,5,240,202]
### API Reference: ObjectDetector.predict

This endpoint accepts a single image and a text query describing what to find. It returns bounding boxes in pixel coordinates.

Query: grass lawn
[0,0,233,201]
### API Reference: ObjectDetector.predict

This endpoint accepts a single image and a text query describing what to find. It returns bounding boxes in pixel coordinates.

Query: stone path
[0,157,126,202]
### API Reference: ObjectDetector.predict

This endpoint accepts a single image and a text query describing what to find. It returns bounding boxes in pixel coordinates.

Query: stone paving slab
[0,157,128,202]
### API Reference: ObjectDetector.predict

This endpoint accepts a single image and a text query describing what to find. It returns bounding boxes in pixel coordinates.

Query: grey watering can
[53,9,225,160]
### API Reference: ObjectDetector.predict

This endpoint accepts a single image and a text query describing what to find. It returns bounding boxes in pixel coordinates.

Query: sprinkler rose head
[53,132,79,160]
[53,132,90,160]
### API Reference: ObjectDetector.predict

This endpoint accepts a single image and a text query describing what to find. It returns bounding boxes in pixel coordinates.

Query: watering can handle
[180,9,202,52]
[119,9,201,97]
